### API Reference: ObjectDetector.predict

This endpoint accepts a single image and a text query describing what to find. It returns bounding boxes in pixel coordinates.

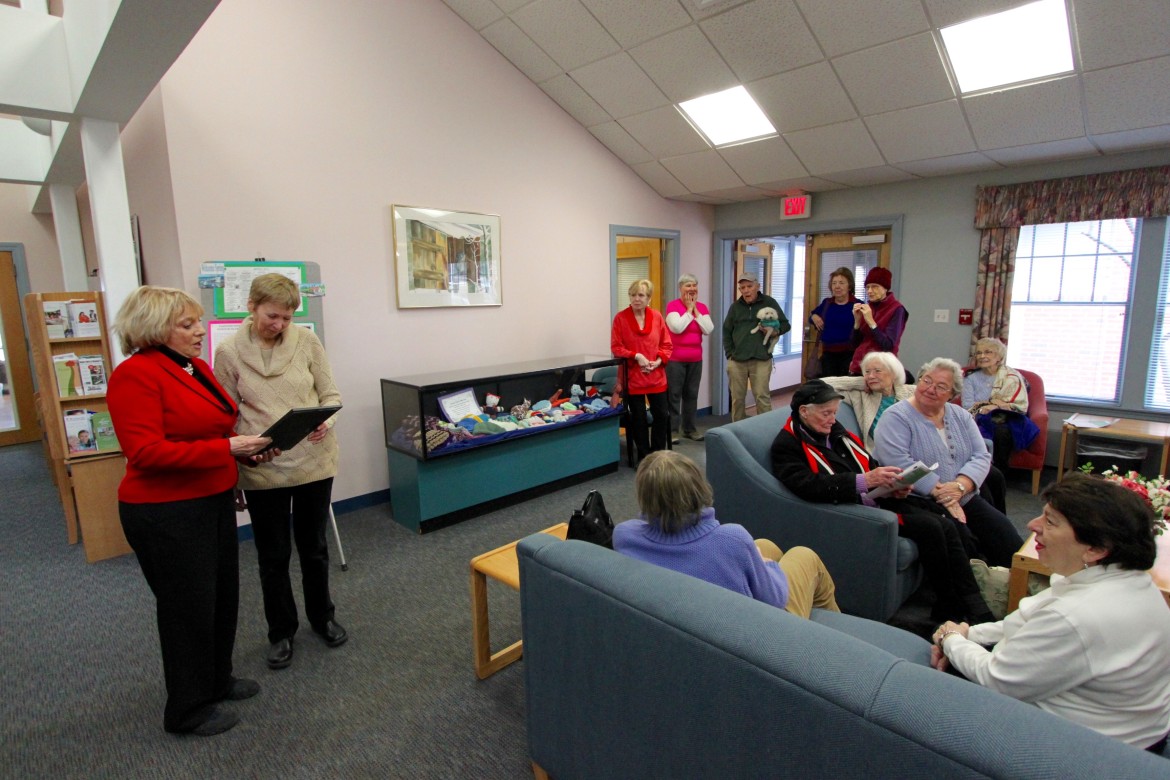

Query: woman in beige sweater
[214,274,344,671]
[823,351,912,449]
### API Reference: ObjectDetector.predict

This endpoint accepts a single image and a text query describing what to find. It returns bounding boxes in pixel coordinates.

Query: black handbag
[567,490,614,548]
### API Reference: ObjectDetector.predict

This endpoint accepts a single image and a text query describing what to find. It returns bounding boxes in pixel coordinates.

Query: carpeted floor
[0,410,1044,778]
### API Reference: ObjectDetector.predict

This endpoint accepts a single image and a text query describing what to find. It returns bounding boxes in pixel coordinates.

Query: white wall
[136,0,713,502]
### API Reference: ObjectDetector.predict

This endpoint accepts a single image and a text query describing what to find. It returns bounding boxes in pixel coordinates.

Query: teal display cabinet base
[387,418,620,533]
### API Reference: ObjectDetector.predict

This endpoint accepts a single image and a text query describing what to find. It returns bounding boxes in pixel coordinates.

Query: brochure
[90,411,119,451]
[63,409,96,453]
[43,301,69,339]
[67,300,101,337]
[52,353,80,397]
[866,461,939,499]
[77,355,108,395]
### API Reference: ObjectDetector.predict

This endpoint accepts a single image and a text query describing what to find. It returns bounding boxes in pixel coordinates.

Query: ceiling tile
[481,18,563,83]
[982,138,1100,165]
[632,160,690,197]
[718,136,808,184]
[1083,56,1170,135]
[1073,0,1170,70]
[963,77,1083,149]
[865,100,975,162]
[753,175,848,193]
[833,33,953,116]
[1089,125,1170,154]
[618,105,709,158]
[895,152,1001,177]
[700,0,822,82]
[493,0,532,12]
[699,184,778,202]
[511,0,620,71]
[660,149,745,190]
[796,0,930,57]
[749,62,856,133]
[589,122,655,164]
[671,192,737,204]
[442,0,504,30]
[569,52,671,118]
[784,119,884,174]
[539,74,612,126]
[821,166,918,187]
[680,0,756,21]
[581,0,692,48]
[922,0,1021,29]
[629,25,738,102]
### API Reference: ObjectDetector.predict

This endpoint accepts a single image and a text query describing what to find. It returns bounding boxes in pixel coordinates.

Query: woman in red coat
[108,286,274,737]
[611,279,672,464]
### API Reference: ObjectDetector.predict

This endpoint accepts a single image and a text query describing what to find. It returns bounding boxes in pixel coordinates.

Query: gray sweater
[872,399,990,504]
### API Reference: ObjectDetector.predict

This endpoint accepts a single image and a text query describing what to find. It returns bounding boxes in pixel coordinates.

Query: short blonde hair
[974,337,1007,363]
[628,279,653,299]
[248,273,300,311]
[113,286,203,355]
[634,451,713,534]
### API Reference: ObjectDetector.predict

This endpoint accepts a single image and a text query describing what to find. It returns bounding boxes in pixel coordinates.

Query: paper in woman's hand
[866,461,938,499]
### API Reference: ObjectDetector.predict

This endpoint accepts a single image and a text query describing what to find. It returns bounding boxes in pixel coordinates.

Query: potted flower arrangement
[1079,463,1170,536]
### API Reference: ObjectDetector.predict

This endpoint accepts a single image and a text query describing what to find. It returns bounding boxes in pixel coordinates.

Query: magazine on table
[866,461,938,499]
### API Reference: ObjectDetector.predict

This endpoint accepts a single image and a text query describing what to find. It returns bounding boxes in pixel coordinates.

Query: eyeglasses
[974,350,998,356]
[917,376,953,395]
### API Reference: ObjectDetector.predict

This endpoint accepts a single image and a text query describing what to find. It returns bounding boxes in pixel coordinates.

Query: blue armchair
[705,408,921,621]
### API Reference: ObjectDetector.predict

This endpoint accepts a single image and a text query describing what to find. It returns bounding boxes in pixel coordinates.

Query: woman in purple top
[612,450,839,617]
[809,266,860,378]
[665,275,714,443]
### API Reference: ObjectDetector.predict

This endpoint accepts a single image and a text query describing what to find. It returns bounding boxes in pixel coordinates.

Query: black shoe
[190,707,239,737]
[314,620,348,648]
[267,638,293,670]
[223,677,260,701]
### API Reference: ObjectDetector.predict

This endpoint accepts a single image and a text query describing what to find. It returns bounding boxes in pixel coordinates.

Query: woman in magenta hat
[849,266,908,375]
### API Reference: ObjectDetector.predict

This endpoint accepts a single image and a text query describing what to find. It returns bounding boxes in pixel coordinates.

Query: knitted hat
[790,379,844,412]
[864,267,892,290]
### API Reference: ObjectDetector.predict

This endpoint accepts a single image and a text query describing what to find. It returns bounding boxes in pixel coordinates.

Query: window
[1006,219,1138,402]
[768,238,804,357]
[1146,223,1170,410]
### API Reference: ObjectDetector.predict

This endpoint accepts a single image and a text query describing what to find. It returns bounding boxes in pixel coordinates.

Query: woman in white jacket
[932,474,1170,752]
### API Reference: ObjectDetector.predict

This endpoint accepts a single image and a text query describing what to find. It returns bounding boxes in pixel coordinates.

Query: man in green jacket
[723,271,789,421]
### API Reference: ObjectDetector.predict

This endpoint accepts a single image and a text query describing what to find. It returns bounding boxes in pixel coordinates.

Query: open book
[866,461,938,499]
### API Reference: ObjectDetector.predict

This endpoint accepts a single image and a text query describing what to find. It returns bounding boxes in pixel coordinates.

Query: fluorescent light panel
[940,0,1073,94]
[678,86,776,148]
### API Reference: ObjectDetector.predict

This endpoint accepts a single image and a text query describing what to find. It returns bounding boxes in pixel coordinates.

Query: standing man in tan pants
[723,272,788,421]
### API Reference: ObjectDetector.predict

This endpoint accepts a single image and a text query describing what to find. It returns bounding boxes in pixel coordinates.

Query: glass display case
[381,354,622,461]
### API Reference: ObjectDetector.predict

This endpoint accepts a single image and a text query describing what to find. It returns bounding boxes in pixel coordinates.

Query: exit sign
[781,194,811,220]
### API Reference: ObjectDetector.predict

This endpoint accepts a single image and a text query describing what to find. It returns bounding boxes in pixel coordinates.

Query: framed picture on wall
[391,205,502,308]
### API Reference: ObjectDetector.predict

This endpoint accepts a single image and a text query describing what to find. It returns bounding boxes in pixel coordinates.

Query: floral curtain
[969,165,1170,359]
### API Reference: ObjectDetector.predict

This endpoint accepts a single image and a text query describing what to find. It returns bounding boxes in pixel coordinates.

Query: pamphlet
[63,409,96,453]
[43,301,69,339]
[866,461,939,499]
[52,353,80,397]
[67,300,101,337]
[77,355,108,395]
[90,411,119,451]
[1065,413,1118,429]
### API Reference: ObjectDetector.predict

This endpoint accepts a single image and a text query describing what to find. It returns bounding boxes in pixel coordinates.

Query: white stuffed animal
[749,307,783,351]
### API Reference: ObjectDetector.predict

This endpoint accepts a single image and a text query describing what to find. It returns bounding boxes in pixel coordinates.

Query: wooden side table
[1056,415,1170,481]
[469,522,569,679]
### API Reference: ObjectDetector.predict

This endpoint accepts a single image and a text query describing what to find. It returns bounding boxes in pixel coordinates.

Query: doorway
[0,247,39,445]
[610,225,679,318]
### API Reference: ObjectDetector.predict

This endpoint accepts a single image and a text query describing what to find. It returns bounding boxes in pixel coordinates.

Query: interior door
[801,231,891,382]
[615,236,664,311]
[0,250,39,445]
[733,240,771,298]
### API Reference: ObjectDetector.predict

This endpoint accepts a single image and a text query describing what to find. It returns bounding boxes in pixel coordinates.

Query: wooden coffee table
[469,522,568,679]
[1007,531,1170,613]
[1056,415,1170,482]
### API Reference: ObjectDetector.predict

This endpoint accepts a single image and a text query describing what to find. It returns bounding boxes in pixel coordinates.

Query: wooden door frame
[0,244,39,445]
[709,216,903,416]
[609,225,680,320]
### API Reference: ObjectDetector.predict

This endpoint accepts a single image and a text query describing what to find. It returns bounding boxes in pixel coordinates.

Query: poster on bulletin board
[206,320,316,368]
[211,261,308,318]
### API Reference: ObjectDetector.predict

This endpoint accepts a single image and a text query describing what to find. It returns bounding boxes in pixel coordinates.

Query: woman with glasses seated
[962,337,1039,474]
[873,358,1024,568]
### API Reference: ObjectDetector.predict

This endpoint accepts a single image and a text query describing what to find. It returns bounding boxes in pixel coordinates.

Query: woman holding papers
[933,474,1170,752]
[214,274,345,671]
[772,379,996,624]
[874,358,1023,568]
[109,286,274,736]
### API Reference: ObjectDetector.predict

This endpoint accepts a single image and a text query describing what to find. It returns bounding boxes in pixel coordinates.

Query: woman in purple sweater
[664,274,713,443]
[612,451,839,617]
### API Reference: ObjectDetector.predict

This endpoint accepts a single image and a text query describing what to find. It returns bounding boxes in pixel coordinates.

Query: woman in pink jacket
[612,279,673,465]
[665,274,713,443]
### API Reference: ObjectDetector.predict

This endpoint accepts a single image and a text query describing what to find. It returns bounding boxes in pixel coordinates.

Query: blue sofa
[705,407,921,621]
[518,534,1170,779]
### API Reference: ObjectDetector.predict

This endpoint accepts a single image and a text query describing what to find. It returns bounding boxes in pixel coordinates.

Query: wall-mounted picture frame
[392,205,501,308]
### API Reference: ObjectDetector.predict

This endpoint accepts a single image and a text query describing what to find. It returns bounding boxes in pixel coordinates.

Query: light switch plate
[934,309,949,323]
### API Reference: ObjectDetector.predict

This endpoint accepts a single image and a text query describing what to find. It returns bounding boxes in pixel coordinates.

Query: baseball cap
[737,271,759,284]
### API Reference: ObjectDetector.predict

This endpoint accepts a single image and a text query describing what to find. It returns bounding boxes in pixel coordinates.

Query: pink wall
[0,183,64,292]
[143,0,714,500]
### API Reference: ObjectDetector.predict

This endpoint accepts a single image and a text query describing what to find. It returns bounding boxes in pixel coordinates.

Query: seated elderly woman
[962,337,1040,473]
[823,351,912,449]
[932,474,1170,752]
[873,358,1024,568]
[613,450,839,618]
[771,379,995,624]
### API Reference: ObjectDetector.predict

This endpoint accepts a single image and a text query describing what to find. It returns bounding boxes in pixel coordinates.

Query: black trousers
[881,495,992,622]
[961,494,1024,568]
[665,360,703,435]
[120,490,239,732]
[625,391,669,463]
[245,478,335,644]
[818,350,853,379]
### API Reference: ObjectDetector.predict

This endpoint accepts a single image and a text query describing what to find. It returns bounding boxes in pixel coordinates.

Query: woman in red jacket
[108,286,274,737]
[611,279,672,464]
